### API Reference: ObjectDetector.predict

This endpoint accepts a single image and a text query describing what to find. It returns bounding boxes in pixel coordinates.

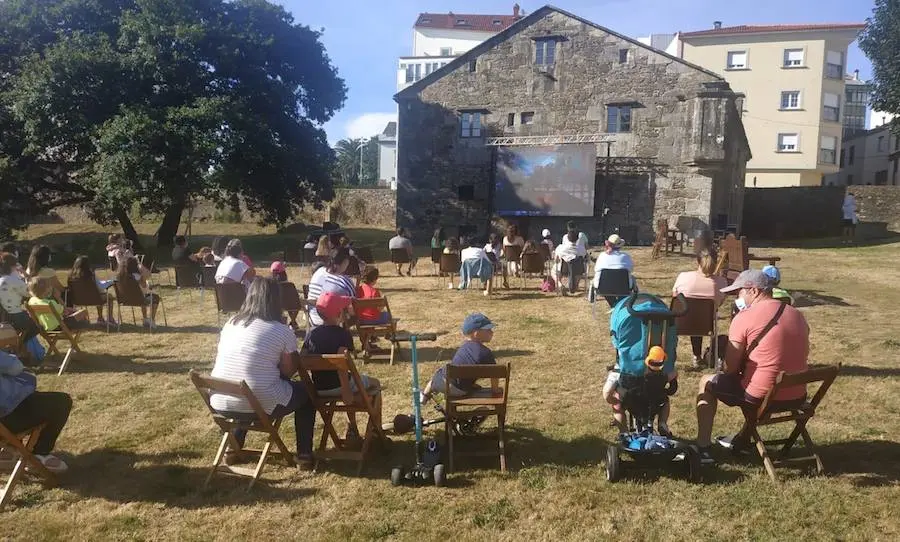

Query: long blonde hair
[316,235,331,256]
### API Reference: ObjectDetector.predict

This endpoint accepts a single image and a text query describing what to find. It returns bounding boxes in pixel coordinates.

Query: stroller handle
[624,293,689,318]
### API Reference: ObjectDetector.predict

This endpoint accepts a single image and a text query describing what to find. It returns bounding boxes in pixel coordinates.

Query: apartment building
[675,22,865,187]
[824,125,899,186]
[843,71,870,139]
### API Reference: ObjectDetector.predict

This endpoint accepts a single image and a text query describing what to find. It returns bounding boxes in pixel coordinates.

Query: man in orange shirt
[695,270,809,464]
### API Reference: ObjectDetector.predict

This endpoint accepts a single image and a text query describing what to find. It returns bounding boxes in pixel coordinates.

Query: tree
[859,1,900,132]
[333,136,379,187]
[0,0,347,246]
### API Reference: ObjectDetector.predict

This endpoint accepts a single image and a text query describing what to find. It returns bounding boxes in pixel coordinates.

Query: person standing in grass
[210,277,316,468]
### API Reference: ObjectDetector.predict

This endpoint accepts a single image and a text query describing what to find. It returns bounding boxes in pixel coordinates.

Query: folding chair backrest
[189,370,271,424]
[298,353,368,406]
[756,364,840,419]
[390,248,410,265]
[538,243,551,262]
[174,265,201,288]
[672,297,715,336]
[67,277,104,307]
[521,252,545,274]
[595,268,631,295]
[201,266,217,288]
[445,363,511,401]
[302,247,317,265]
[354,246,374,264]
[215,283,246,313]
[431,247,442,264]
[26,302,70,335]
[352,297,390,320]
[721,234,748,273]
[439,253,461,274]
[114,278,147,308]
[503,245,523,262]
[279,282,303,312]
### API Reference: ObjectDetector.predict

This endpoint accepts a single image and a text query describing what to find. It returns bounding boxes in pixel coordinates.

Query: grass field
[4,223,900,541]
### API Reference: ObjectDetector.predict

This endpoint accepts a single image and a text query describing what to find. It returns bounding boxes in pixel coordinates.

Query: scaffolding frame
[484,134,616,146]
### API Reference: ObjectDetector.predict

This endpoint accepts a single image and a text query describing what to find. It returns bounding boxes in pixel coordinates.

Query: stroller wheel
[390,466,404,486]
[685,445,702,484]
[605,445,621,483]
[433,463,446,487]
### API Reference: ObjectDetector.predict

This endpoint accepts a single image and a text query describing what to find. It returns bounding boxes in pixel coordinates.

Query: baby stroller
[604,293,703,483]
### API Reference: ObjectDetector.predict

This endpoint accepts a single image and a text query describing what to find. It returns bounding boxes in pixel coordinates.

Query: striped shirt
[209,318,298,414]
[306,267,356,326]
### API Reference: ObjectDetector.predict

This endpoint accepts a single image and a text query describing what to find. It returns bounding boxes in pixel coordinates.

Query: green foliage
[860,1,900,132]
[0,0,347,238]
[333,136,380,186]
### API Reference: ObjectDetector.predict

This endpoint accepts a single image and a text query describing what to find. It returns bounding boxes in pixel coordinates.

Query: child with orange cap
[602,345,679,436]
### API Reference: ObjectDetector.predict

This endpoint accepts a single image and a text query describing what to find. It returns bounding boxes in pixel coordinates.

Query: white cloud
[345,112,397,140]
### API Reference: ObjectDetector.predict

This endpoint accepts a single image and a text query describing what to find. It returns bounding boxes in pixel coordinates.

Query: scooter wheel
[390,466,404,486]
[605,445,621,483]
[433,463,446,487]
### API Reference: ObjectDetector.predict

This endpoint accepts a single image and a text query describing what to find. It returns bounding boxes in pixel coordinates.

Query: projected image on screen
[494,144,597,217]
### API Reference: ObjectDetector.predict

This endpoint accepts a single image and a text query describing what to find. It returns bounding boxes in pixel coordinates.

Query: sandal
[32,454,68,474]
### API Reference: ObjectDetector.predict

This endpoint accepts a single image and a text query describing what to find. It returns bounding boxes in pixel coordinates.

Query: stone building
[394,5,750,244]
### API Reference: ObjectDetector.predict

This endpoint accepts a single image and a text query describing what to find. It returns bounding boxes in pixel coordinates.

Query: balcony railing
[398,55,456,87]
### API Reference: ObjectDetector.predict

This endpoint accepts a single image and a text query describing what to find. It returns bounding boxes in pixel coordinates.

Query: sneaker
[658,423,673,438]
[716,434,751,455]
[33,454,69,474]
[447,282,454,289]
[294,454,314,471]
[691,355,702,369]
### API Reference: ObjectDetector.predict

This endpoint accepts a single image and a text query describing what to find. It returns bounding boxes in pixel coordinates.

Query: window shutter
[826,51,842,64]
[824,93,839,108]
[820,136,836,150]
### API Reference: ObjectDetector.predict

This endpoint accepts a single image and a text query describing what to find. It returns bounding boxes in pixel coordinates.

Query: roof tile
[415,12,521,32]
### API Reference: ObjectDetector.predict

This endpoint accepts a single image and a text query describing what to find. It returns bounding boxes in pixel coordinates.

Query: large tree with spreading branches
[0,0,346,246]
[859,0,900,133]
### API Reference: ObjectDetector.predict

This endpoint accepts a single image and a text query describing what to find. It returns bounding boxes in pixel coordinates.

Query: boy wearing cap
[761,265,793,305]
[695,269,809,464]
[421,313,497,403]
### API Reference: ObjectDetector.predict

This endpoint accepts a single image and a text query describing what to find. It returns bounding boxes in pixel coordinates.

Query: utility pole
[357,141,366,185]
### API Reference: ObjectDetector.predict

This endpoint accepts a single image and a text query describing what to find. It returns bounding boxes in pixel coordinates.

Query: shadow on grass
[53,354,203,375]
[792,290,853,308]
[835,364,900,378]
[817,440,900,487]
[60,449,317,508]
[763,232,900,249]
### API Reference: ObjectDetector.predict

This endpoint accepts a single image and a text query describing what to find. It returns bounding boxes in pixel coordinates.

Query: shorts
[602,371,620,398]
[427,369,469,397]
[707,373,805,410]
[842,219,854,227]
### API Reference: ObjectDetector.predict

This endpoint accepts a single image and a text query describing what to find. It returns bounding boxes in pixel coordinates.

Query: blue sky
[283,0,876,144]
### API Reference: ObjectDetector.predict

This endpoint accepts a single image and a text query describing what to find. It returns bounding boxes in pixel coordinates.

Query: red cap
[270,261,286,273]
[316,292,352,320]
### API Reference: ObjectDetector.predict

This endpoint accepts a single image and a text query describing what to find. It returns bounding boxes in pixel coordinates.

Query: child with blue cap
[762,265,793,305]
[420,312,496,403]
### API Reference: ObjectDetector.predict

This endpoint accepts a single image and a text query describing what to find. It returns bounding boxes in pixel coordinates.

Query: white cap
[541,229,551,238]
[606,234,625,247]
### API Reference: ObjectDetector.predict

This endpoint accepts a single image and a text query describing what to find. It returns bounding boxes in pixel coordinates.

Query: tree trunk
[155,200,186,249]
[114,208,143,253]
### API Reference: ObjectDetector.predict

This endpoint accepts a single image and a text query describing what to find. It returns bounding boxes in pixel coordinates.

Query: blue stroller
[604,293,703,483]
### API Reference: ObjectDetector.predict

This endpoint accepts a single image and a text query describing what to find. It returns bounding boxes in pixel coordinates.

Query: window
[402,64,414,83]
[535,39,556,66]
[878,135,886,152]
[440,47,452,56]
[783,48,804,67]
[780,91,801,110]
[875,170,888,185]
[521,112,534,125]
[455,19,468,26]
[468,59,477,73]
[460,112,482,138]
[849,145,855,165]
[726,50,747,69]
[507,113,515,127]
[840,149,845,168]
[618,49,628,64]
[825,51,843,79]
[492,19,502,26]
[607,105,632,133]
[819,135,837,164]
[413,63,421,82]
[823,93,840,122]
[777,133,799,152]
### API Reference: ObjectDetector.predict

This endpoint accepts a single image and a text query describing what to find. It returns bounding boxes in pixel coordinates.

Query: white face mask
[735,297,748,311]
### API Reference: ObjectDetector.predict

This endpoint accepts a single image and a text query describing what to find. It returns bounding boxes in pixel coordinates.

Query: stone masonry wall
[396,9,748,244]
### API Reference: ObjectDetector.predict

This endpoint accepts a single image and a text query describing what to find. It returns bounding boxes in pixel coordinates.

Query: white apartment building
[824,124,899,186]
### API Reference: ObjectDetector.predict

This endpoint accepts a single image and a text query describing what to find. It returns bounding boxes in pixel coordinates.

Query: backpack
[540,275,556,293]
[609,294,677,377]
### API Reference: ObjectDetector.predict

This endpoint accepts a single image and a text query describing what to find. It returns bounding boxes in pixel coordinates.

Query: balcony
[397,55,456,91]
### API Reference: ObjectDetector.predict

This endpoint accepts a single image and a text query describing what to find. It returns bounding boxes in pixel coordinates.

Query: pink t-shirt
[672,271,727,307]
[729,299,809,401]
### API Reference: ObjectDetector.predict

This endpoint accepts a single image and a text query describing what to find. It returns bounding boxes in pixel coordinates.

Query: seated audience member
[443,237,460,255]
[306,248,356,327]
[565,221,590,250]
[502,225,525,281]
[459,238,493,296]
[421,313,496,404]
[553,230,588,295]
[540,229,554,252]
[483,233,503,273]
[106,234,134,268]
[356,267,390,325]
[302,292,380,442]
[0,350,72,473]
[672,250,727,368]
[0,242,23,276]
[67,255,115,325]
[215,239,255,286]
[0,252,40,344]
[171,235,197,264]
[388,228,415,276]
[603,346,678,435]
[315,235,333,259]
[118,256,160,328]
[593,234,635,306]
[522,240,539,255]
[211,236,228,263]
[25,245,64,304]
[302,234,318,251]
[762,265,793,305]
[27,277,84,332]
[209,277,316,468]
[695,270,809,464]
[431,228,446,250]
[228,238,253,269]
[202,252,216,267]
[270,261,299,329]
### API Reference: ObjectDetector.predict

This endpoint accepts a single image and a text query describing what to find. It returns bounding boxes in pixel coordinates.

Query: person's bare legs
[696,374,717,447]
[95,306,104,320]
[603,381,627,432]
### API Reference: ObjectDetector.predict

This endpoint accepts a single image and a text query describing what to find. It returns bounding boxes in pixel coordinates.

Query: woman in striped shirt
[306,248,356,327]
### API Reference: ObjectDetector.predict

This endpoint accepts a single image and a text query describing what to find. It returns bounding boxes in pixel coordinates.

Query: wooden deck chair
[279,281,305,331]
[537,243,552,273]
[665,217,685,255]
[0,422,56,511]
[25,303,83,375]
[520,251,546,288]
[113,279,168,332]
[590,268,633,310]
[444,363,511,473]
[188,370,294,489]
[741,364,840,483]
[352,297,399,364]
[214,282,245,325]
[296,353,385,474]
[389,248,415,276]
[66,278,113,333]
[651,219,667,259]
[438,252,461,289]
[671,297,718,368]
[502,245,523,281]
[718,234,781,283]
[430,247,442,275]
[173,265,203,300]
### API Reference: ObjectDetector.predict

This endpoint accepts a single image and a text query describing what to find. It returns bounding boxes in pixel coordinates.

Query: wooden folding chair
[717,234,782,283]
[672,297,718,368]
[651,219,667,260]
[430,247,442,275]
[200,266,217,291]
[438,253,461,288]
[113,279,168,332]
[390,248,415,276]
[296,353,385,474]
[520,252,546,288]
[25,303,83,375]
[444,363,511,473]
[214,282,246,325]
[352,297,399,364]
[189,370,294,489]
[742,364,840,482]
[66,278,113,333]
[537,243,552,273]
[502,245,523,282]
[0,422,57,511]
[174,265,203,300]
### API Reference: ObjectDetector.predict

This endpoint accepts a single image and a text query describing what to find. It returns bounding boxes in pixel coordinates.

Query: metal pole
[358,142,364,184]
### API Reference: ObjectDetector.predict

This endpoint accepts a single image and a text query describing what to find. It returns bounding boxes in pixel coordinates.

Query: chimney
[513,3,521,17]
[854,69,860,81]
[713,21,722,29]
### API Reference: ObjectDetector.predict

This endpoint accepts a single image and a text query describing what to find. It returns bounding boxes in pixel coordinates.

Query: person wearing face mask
[694,269,809,465]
